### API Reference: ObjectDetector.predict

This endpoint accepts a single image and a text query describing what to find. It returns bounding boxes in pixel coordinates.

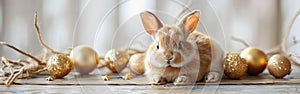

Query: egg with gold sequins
[224,53,248,79]
[47,54,73,78]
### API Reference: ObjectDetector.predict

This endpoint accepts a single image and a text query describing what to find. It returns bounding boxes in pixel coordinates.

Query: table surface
[0,66,300,94]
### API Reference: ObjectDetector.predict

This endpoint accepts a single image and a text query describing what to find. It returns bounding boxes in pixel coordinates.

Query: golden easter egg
[47,54,73,78]
[128,53,145,75]
[104,49,129,73]
[240,47,268,76]
[224,53,248,79]
[70,45,99,74]
[268,54,292,78]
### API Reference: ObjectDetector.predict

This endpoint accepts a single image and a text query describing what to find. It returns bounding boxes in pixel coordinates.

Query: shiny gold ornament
[224,53,248,79]
[46,76,54,81]
[240,47,268,75]
[104,49,129,73]
[128,53,145,75]
[70,45,99,74]
[268,54,292,78]
[47,54,73,78]
[102,75,111,81]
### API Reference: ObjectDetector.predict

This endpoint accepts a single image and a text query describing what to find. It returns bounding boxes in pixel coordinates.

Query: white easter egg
[70,45,99,74]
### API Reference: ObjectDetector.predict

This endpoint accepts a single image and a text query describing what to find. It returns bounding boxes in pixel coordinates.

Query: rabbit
[140,10,224,85]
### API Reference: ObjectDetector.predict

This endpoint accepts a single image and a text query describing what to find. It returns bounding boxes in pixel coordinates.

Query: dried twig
[31,67,47,74]
[0,52,47,86]
[6,60,24,67]
[281,9,300,67]
[1,56,46,87]
[231,36,251,52]
[34,12,67,55]
[231,36,251,47]
[1,57,14,76]
[0,42,43,65]
[0,61,8,76]
[5,67,24,87]
[38,48,49,61]
[265,44,281,55]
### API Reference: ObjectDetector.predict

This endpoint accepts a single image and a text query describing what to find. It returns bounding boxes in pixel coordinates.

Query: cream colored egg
[70,45,99,74]
[128,53,145,75]
[104,49,129,73]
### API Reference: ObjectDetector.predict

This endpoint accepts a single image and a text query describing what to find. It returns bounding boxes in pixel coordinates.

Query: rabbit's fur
[140,10,224,85]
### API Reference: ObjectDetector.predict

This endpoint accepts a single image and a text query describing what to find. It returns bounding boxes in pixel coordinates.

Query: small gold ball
[47,54,73,78]
[104,49,129,73]
[224,53,248,79]
[70,45,99,74]
[46,76,55,81]
[268,54,292,78]
[102,75,111,81]
[128,53,145,75]
[240,47,268,75]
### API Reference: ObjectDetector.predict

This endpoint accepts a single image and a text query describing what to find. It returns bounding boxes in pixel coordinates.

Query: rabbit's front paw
[205,72,220,83]
[150,75,166,85]
[174,75,193,85]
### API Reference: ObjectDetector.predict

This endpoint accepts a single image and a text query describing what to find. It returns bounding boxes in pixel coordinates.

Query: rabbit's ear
[179,10,200,33]
[140,11,163,35]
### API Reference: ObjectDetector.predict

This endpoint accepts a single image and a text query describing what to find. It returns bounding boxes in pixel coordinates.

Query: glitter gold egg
[267,54,292,78]
[104,49,129,73]
[240,47,268,75]
[224,53,248,79]
[70,45,99,74]
[128,53,145,75]
[47,54,73,78]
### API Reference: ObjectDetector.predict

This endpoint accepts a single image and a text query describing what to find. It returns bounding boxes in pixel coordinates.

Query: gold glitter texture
[47,54,73,78]
[224,53,248,79]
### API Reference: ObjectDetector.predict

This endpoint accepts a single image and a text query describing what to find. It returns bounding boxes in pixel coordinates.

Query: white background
[0,0,299,61]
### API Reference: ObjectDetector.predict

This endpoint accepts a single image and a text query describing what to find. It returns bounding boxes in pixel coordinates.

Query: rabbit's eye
[178,42,182,49]
[156,43,159,49]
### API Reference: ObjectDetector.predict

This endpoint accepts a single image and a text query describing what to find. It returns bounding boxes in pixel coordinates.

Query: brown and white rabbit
[140,10,224,85]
